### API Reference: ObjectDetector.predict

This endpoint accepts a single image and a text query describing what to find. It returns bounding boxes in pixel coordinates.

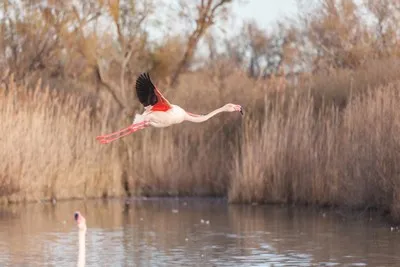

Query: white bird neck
[77,228,86,267]
[185,106,227,123]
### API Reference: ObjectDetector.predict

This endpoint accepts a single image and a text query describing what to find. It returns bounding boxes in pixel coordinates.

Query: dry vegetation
[230,74,400,209]
[1,0,400,220]
[0,77,125,203]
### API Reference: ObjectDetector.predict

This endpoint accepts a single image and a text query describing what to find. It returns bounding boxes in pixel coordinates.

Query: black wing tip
[137,72,151,81]
[135,71,157,107]
[136,72,154,87]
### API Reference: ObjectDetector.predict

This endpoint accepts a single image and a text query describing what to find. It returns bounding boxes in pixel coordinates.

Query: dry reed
[0,77,125,203]
[1,61,400,221]
[230,82,400,220]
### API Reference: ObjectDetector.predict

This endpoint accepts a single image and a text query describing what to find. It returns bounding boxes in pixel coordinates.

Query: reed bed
[0,78,125,203]
[230,83,400,220]
[1,62,400,221]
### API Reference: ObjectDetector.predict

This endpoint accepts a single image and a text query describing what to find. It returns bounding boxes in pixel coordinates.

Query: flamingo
[96,72,244,144]
[74,211,86,267]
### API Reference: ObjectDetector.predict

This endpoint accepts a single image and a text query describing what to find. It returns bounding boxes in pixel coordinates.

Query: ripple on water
[0,198,399,266]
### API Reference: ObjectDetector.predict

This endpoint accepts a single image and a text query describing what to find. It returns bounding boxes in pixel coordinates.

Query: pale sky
[232,0,299,29]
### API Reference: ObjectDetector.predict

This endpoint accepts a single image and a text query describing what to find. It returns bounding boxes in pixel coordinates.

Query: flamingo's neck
[185,106,227,123]
[78,227,86,267]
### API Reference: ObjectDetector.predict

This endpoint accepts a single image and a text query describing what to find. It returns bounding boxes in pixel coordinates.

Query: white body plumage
[133,105,186,128]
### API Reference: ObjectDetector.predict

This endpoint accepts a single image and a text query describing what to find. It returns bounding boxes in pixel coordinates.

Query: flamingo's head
[74,211,87,230]
[224,103,244,115]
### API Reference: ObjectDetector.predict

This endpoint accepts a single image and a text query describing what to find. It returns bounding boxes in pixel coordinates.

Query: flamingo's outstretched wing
[135,72,171,111]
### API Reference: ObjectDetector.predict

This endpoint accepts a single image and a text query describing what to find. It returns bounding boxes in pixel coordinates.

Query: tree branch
[170,0,233,87]
[95,60,126,110]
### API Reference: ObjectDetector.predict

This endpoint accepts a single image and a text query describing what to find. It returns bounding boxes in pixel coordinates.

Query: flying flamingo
[74,211,86,267]
[96,72,244,144]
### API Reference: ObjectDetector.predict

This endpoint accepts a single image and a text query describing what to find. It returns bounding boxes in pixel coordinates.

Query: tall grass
[1,61,400,220]
[230,83,400,220]
[0,72,247,202]
[0,77,125,203]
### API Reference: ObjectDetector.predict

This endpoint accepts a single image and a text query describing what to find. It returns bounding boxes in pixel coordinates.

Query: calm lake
[0,198,399,266]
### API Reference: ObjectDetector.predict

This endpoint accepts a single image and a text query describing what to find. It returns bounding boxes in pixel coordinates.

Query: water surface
[0,198,399,266]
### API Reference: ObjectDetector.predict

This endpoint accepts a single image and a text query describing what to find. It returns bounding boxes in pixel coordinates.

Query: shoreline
[0,195,394,224]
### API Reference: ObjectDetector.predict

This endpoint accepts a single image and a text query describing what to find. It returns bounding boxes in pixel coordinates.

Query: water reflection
[0,198,399,266]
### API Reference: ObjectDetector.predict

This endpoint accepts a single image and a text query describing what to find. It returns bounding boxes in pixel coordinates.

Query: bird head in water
[74,211,87,230]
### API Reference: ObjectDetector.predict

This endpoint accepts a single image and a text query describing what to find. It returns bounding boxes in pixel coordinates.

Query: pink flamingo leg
[98,126,143,144]
[96,124,136,140]
[98,124,147,144]
[96,121,149,144]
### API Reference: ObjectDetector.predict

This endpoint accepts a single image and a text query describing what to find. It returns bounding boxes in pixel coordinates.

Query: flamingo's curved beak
[239,106,244,115]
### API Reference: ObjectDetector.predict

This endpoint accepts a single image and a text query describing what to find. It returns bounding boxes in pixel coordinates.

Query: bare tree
[94,0,156,113]
[364,0,400,58]
[170,0,234,87]
[220,20,299,80]
[0,0,104,84]
[296,0,371,72]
